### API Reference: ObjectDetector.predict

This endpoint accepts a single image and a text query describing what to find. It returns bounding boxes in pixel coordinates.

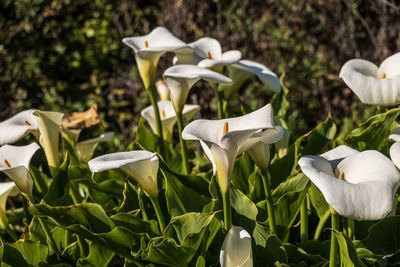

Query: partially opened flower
[88,151,159,198]
[122,27,192,89]
[141,100,200,142]
[76,132,114,162]
[182,104,275,193]
[32,110,64,177]
[0,143,40,197]
[220,226,253,267]
[219,59,281,99]
[339,53,400,105]
[163,65,232,112]
[0,110,38,145]
[0,182,19,229]
[156,79,170,100]
[299,145,400,220]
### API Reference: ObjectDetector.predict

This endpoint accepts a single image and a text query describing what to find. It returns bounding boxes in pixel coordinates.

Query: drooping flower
[122,26,192,89]
[299,145,400,220]
[0,182,20,229]
[0,143,40,197]
[219,59,281,99]
[141,100,200,142]
[182,104,277,193]
[88,151,159,198]
[163,65,232,112]
[0,110,38,145]
[220,226,253,267]
[339,53,400,105]
[76,132,114,162]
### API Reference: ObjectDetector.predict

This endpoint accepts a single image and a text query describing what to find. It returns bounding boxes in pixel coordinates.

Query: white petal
[76,132,114,162]
[248,142,270,170]
[88,151,159,198]
[189,37,222,60]
[220,226,253,267]
[197,50,241,68]
[320,145,359,169]
[390,141,400,169]
[0,110,38,145]
[238,126,284,154]
[200,140,217,175]
[378,52,400,79]
[339,59,400,105]
[0,182,19,229]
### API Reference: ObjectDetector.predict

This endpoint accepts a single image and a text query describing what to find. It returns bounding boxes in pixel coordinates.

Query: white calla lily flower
[219,59,281,99]
[0,110,38,145]
[299,145,400,220]
[141,100,200,142]
[122,27,192,89]
[76,132,114,163]
[32,110,64,177]
[0,182,20,229]
[389,130,400,169]
[0,143,40,197]
[156,80,170,100]
[88,151,159,198]
[163,65,232,112]
[339,53,400,105]
[182,104,275,193]
[220,226,253,267]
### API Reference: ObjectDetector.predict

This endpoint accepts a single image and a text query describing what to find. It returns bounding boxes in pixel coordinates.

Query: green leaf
[30,166,50,197]
[77,242,115,267]
[271,72,290,120]
[332,229,366,267]
[230,186,258,221]
[284,243,327,266]
[113,180,140,213]
[0,240,48,266]
[308,183,329,219]
[231,153,254,194]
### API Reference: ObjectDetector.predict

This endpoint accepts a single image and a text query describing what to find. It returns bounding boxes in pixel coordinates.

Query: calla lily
[122,26,192,89]
[163,65,232,112]
[339,53,400,105]
[219,59,281,99]
[175,37,241,74]
[182,104,275,193]
[0,182,19,229]
[141,100,200,142]
[220,226,253,267]
[156,79,170,100]
[0,143,40,197]
[389,130,400,169]
[0,110,38,145]
[88,151,159,198]
[32,110,64,177]
[76,132,114,162]
[299,145,400,220]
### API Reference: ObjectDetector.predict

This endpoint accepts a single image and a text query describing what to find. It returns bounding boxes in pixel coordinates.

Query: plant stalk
[217,91,225,119]
[347,217,355,240]
[147,84,165,155]
[221,188,232,231]
[300,197,308,243]
[176,110,189,175]
[261,168,277,234]
[314,210,330,240]
[329,209,339,267]
[150,196,166,232]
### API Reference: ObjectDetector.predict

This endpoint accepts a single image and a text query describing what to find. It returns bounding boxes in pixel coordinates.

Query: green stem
[69,182,81,204]
[222,98,229,117]
[147,84,165,155]
[347,217,355,240]
[222,188,232,231]
[150,196,166,232]
[314,211,330,240]
[217,91,225,119]
[38,217,61,259]
[176,110,189,175]
[329,210,339,267]
[6,226,18,242]
[261,169,277,234]
[300,197,308,243]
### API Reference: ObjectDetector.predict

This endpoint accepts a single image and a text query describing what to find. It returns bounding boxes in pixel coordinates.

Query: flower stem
[261,168,277,234]
[347,217,355,240]
[217,91,225,119]
[176,110,189,175]
[300,197,309,243]
[329,209,339,267]
[147,84,165,155]
[150,196,166,232]
[222,188,232,231]
[314,210,330,240]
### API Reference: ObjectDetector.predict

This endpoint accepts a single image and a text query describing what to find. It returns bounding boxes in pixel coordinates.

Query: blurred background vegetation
[1,0,400,145]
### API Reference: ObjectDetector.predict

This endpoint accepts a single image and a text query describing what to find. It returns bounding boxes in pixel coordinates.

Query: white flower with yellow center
[299,145,400,220]
[0,143,40,197]
[0,182,20,229]
[182,104,276,193]
[339,53,400,105]
[220,226,253,267]
[0,110,38,145]
[141,100,200,142]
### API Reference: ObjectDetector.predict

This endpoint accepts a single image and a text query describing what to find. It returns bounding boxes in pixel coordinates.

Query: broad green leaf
[77,242,115,267]
[0,240,48,266]
[30,166,50,197]
[299,239,331,260]
[113,180,140,213]
[284,243,327,266]
[230,186,258,221]
[308,183,329,219]
[110,212,159,237]
[231,153,254,194]
[332,229,366,267]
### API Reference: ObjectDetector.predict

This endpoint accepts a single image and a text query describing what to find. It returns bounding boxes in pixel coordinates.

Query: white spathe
[182,104,276,193]
[141,100,200,142]
[299,145,400,220]
[122,27,192,89]
[0,143,40,197]
[0,182,20,229]
[76,132,114,163]
[163,65,232,112]
[389,131,400,169]
[88,150,159,198]
[220,59,281,99]
[220,226,253,267]
[0,110,38,145]
[339,53,400,105]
